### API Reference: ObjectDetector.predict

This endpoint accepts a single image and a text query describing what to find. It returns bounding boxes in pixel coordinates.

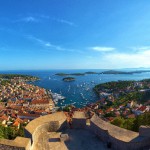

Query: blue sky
[0,0,150,70]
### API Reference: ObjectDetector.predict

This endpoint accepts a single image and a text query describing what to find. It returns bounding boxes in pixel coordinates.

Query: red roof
[106,107,114,113]
[15,118,23,123]
[0,115,9,121]
[137,106,146,111]
[127,114,135,118]
[97,109,104,114]
[13,121,20,127]
[31,100,49,104]
[18,113,40,117]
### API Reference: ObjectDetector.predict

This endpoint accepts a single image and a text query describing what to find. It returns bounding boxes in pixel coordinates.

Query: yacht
[50,92,66,104]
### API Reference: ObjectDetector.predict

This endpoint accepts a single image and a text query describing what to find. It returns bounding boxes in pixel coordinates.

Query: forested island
[101,70,150,74]
[0,74,39,81]
[55,70,150,76]
[55,73,85,76]
[63,77,75,82]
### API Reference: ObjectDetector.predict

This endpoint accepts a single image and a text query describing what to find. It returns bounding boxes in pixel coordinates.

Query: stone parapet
[90,114,139,142]
[0,111,149,150]
[0,137,31,150]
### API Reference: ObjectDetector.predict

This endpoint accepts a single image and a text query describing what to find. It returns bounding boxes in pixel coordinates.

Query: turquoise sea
[1,69,150,108]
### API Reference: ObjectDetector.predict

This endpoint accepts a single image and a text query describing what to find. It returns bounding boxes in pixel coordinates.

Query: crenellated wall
[0,111,149,150]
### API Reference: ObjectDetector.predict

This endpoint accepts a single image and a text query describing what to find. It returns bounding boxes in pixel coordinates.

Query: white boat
[50,92,66,104]
[68,85,71,92]
[52,93,66,99]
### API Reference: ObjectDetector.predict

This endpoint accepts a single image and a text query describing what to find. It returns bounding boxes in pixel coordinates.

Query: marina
[49,90,66,104]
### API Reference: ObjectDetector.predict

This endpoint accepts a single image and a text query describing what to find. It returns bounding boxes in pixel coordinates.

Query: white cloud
[83,46,150,69]
[39,15,50,19]
[53,18,76,27]
[27,35,62,50]
[100,49,150,68]
[26,35,82,52]
[13,15,76,27]
[45,43,52,47]
[15,16,38,23]
[90,46,116,52]
[130,46,150,52]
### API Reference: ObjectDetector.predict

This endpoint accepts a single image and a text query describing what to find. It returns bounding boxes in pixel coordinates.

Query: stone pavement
[34,129,108,150]
[62,129,108,150]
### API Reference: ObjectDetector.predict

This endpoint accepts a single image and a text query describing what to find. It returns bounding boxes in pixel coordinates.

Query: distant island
[0,74,39,85]
[101,70,132,74]
[55,73,85,76]
[63,77,75,82]
[0,74,39,81]
[85,70,150,75]
[55,70,150,76]
[84,71,97,74]
[101,70,150,74]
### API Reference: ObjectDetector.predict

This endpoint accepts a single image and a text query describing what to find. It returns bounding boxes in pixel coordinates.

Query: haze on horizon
[0,0,150,70]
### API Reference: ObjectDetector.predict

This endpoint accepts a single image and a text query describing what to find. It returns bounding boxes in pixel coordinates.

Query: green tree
[123,118,135,130]
[0,125,5,139]
[111,117,124,127]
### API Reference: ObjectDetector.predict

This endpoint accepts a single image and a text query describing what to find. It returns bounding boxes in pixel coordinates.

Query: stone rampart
[0,112,67,150]
[70,112,150,149]
[24,112,67,150]
[90,115,139,142]
[89,114,150,149]
[0,111,149,150]
[109,135,150,150]
[0,137,31,150]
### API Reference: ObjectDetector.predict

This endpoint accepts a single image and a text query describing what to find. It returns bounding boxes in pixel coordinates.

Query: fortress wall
[88,121,109,142]
[24,112,67,150]
[109,135,150,150]
[30,121,68,150]
[24,122,50,144]
[25,112,67,135]
[0,137,31,150]
[0,144,25,150]
[90,115,139,142]
[89,114,150,150]
[0,112,149,150]
[30,123,50,150]
[26,112,150,150]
